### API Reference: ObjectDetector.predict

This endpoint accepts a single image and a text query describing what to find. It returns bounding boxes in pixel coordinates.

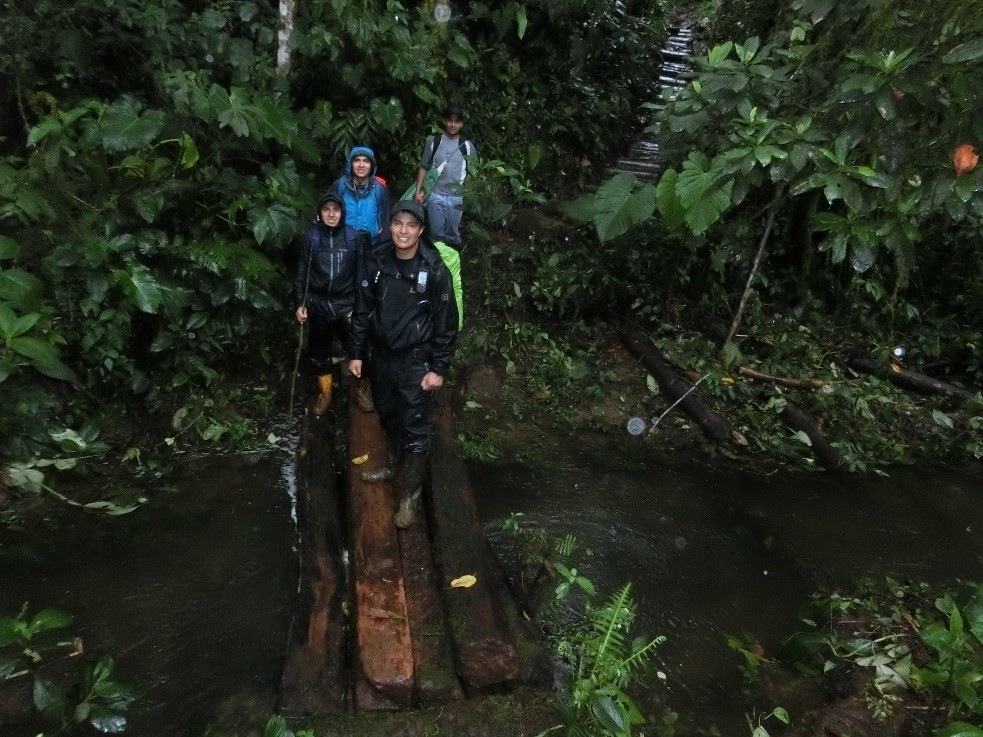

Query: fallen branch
[739,366,826,391]
[846,354,976,404]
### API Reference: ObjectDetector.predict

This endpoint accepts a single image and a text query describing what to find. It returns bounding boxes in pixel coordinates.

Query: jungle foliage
[0,0,671,508]
[494,0,983,469]
[741,578,983,737]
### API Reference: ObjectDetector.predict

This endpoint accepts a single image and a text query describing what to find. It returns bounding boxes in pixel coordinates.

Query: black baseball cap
[391,200,425,224]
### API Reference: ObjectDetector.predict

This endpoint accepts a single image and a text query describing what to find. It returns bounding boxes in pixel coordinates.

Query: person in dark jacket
[348,200,459,528]
[334,145,391,244]
[294,191,365,415]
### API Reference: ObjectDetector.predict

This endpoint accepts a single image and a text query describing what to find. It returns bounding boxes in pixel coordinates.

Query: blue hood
[346,146,377,177]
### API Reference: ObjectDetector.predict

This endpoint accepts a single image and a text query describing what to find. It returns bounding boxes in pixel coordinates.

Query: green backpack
[433,242,464,331]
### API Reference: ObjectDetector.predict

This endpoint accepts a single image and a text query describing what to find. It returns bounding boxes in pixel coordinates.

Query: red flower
[953,144,979,177]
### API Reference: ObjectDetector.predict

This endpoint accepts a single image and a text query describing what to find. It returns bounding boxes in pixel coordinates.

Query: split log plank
[846,355,976,403]
[397,522,465,706]
[428,391,520,689]
[279,412,349,714]
[348,403,414,709]
[623,330,746,445]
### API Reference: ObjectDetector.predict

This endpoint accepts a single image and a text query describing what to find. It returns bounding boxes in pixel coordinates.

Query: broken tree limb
[623,330,748,446]
[846,354,976,404]
[777,400,845,471]
[738,366,827,390]
[722,199,782,351]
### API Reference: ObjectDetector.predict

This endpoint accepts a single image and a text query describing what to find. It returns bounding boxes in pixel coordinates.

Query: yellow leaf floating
[352,453,369,465]
[450,574,477,588]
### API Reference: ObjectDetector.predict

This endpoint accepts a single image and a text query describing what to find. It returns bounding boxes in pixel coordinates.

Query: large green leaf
[216,87,252,137]
[10,337,79,381]
[675,153,734,235]
[29,608,74,634]
[655,169,687,230]
[943,38,983,65]
[113,265,163,313]
[590,690,628,734]
[0,235,20,260]
[250,203,298,246]
[95,98,166,153]
[370,97,404,133]
[593,172,657,242]
[937,722,983,737]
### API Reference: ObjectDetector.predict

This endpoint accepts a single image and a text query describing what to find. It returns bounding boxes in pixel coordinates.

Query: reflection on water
[470,437,983,733]
[0,452,297,737]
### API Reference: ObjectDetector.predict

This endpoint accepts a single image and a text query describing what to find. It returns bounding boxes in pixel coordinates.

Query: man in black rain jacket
[348,200,459,528]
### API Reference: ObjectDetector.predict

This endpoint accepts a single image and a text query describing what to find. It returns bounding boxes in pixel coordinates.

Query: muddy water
[0,452,297,737]
[1,433,981,736]
[471,438,983,734]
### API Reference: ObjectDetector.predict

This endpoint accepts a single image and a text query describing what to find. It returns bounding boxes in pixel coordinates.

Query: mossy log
[348,403,414,709]
[279,410,349,714]
[428,391,520,689]
[846,354,976,404]
[623,330,747,445]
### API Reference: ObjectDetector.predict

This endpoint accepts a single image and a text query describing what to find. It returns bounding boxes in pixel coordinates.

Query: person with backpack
[294,192,366,416]
[335,145,391,244]
[348,200,459,529]
[413,105,477,250]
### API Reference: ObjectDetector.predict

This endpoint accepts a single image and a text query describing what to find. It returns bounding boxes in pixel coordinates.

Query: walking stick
[288,240,315,426]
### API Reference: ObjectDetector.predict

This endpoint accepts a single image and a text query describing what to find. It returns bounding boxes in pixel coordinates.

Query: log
[397,522,465,706]
[739,366,826,391]
[846,354,975,404]
[279,411,349,714]
[428,391,520,689]
[348,402,414,709]
[777,400,845,471]
[623,330,747,445]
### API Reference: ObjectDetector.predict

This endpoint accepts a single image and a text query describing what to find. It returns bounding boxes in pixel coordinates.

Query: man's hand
[295,306,307,323]
[421,371,443,391]
[413,190,425,204]
[348,359,363,379]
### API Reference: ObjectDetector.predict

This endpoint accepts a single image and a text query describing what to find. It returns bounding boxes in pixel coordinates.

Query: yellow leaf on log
[352,453,369,465]
[890,363,901,373]
[450,574,477,588]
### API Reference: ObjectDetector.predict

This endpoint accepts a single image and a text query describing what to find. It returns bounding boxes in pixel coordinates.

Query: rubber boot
[393,452,427,529]
[361,432,398,483]
[312,374,333,416]
[353,378,375,413]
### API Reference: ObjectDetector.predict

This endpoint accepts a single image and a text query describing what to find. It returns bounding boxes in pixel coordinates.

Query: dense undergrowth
[4,0,980,517]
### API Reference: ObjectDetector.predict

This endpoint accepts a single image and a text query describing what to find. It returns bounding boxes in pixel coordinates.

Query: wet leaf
[451,574,477,588]
[351,454,369,465]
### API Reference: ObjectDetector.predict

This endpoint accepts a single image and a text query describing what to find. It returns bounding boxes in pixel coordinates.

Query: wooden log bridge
[280,384,539,714]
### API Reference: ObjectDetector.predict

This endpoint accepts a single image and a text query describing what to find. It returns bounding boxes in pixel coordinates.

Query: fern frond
[589,583,635,676]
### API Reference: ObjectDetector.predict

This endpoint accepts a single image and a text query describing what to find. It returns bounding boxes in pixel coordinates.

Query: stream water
[1,436,981,736]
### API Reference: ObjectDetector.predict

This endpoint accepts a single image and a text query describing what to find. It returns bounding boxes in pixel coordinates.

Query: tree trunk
[277,0,297,78]
[623,330,746,445]
[778,400,845,470]
[846,354,976,404]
